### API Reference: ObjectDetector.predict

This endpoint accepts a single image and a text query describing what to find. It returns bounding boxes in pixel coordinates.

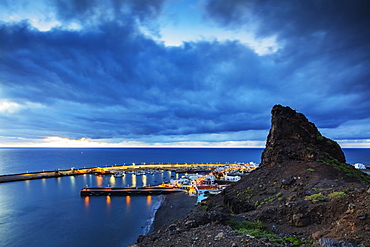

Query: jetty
[80,186,184,196]
[0,163,231,183]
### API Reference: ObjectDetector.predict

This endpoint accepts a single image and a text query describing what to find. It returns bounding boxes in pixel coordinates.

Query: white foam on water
[143,195,166,235]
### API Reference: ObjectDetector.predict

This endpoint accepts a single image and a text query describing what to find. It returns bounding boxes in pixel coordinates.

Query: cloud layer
[1,0,370,147]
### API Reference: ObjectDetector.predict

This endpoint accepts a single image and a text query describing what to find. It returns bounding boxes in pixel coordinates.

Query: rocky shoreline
[134,193,270,247]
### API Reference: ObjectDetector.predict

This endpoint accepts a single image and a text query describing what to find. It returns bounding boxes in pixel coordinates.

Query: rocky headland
[134,105,370,247]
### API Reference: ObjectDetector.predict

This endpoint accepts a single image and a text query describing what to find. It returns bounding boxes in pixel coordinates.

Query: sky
[0,0,369,148]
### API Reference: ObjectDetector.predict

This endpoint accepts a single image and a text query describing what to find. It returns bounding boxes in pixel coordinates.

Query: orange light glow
[146,195,152,206]
[84,196,90,207]
[106,195,111,205]
[96,175,103,187]
[126,195,131,206]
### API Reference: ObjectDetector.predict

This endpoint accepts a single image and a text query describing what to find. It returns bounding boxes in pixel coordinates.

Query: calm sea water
[0,148,368,247]
[0,148,262,247]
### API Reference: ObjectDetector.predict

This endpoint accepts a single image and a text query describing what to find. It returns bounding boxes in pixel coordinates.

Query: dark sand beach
[152,192,197,231]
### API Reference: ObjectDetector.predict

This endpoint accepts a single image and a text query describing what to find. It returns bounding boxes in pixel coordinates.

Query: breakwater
[0,163,228,183]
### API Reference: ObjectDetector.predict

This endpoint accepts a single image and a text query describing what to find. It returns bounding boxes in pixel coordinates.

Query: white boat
[114,172,125,178]
[135,170,145,176]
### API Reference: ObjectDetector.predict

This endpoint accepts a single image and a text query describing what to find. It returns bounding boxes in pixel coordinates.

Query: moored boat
[114,172,125,178]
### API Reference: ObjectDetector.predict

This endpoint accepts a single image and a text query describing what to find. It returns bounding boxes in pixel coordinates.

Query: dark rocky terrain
[134,105,370,247]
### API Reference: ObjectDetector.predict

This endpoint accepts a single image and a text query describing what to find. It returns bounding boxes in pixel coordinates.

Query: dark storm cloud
[50,0,164,23]
[0,17,168,104]
[204,0,370,130]
[51,0,165,36]
[1,0,370,145]
[0,15,272,141]
[204,0,370,40]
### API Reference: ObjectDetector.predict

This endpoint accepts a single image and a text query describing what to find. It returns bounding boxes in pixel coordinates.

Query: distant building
[353,163,366,169]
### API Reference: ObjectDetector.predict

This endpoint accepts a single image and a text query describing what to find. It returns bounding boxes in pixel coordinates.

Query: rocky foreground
[134,105,370,247]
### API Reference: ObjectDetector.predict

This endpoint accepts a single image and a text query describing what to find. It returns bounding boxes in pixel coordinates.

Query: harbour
[0,148,367,247]
[0,162,230,183]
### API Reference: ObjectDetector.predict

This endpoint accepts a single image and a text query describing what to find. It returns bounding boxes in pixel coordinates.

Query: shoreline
[152,192,197,232]
[143,195,166,235]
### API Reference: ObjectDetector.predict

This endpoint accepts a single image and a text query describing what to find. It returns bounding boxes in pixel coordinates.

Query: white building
[354,163,366,169]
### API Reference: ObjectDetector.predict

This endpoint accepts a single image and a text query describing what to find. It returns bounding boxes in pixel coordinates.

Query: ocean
[0,148,368,247]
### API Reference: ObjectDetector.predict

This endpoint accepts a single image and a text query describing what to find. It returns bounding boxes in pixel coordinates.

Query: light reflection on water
[146,195,152,207]
[70,176,76,188]
[132,174,137,187]
[0,171,172,247]
[106,195,112,213]
[126,195,131,208]
[109,175,116,186]
[96,175,103,187]
[84,196,90,208]
[24,179,30,189]
[143,175,147,186]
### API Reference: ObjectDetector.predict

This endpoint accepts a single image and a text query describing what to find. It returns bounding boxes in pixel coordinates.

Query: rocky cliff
[261,105,345,167]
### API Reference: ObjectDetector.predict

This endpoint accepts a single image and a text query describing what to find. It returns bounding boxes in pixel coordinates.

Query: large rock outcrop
[261,105,345,167]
